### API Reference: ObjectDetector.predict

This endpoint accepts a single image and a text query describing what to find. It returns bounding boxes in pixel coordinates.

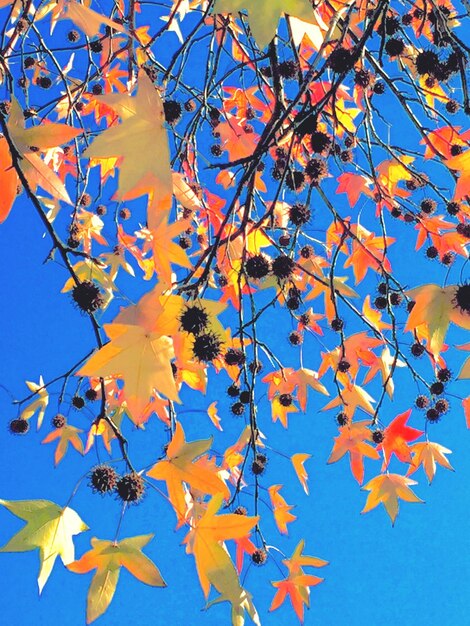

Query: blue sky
[1,2,470,625]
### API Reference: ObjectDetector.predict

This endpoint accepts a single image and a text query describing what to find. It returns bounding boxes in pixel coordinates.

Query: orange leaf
[147,422,230,524]
[68,535,165,624]
[268,484,296,535]
[327,420,380,484]
[291,453,311,495]
[361,473,423,525]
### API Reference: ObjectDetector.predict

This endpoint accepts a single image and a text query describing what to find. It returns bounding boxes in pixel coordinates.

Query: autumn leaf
[0,136,20,223]
[215,0,323,50]
[78,323,179,421]
[285,368,329,411]
[68,534,165,624]
[444,148,470,201]
[84,71,172,204]
[0,499,88,592]
[407,441,454,484]
[271,394,298,428]
[183,494,259,600]
[269,484,296,534]
[291,453,311,495]
[361,473,423,525]
[42,422,84,465]
[270,540,327,623]
[321,383,376,418]
[147,422,230,524]
[327,421,380,485]
[376,409,424,469]
[207,401,223,431]
[6,97,81,204]
[335,172,372,207]
[19,376,49,429]
[405,284,470,357]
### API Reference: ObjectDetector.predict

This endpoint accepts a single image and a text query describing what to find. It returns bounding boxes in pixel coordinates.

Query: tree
[0,0,469,623]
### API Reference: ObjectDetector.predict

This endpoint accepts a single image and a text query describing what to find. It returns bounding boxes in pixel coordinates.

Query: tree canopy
[0,0,469,623]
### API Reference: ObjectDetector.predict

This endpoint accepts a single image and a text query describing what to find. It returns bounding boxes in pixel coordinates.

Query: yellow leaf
[78,324,179,421]
[147,422,230,524]
[0,499,88,592]
[68,535,165,624]
[361,473,423,525]
[214,0,323,49]
[19,376,49,429]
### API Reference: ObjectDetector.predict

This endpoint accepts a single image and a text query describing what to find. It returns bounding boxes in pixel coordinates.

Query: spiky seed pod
[192,332,222,362]
[163,100,182,125]
[385,37,405,56]
[310,131,331,153]
[336,412,349,426]
[289,203,311,226]
[415,395,429,409]
[249,360,263,375]
[373,81,385,94]
[279,393,293,407]
[411,343,425,357]
[441,252,455,266]
[389,292,402,306]
[9,418,29,435]
[272,255,295,280]
[278,234,291,247]
[286,296,300,310]
[245,254,270,279]
[67,30,80,42]
[37,76,52,89]
[90,464,119,494]
[234,506,247,515]
[337,360,350,373]
[227,384,240,397]
[91,83,103,95]
[328,47,355,73]
[385,15,401,35]
[420,198,437,214]
[72,280,104,314]
[437,368,452,383]
[252,549,268,566]
[239,391,250,404]
[72,396,85,409]
[426,408,440,423]
[231,401,245,416]
[300,245,314,259]
[52,414,66,429]
[115,472,146,503]
[285,170,305,191]
[374,296,388,310]
[354,69,372,87]
[178,235,191,250]
[454,284,470,314]
[446,99,459,114]
[415,50,440,75]
[331,318,344,332]
[224,348,245,367]
[372,430,384,444]
[85,389,98,401]
[435,399,449,414]
[430,381,444,396]
[288,331,303,346]
[179,305,209,335]
[90,40,103,53]
[279,60,299,79]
